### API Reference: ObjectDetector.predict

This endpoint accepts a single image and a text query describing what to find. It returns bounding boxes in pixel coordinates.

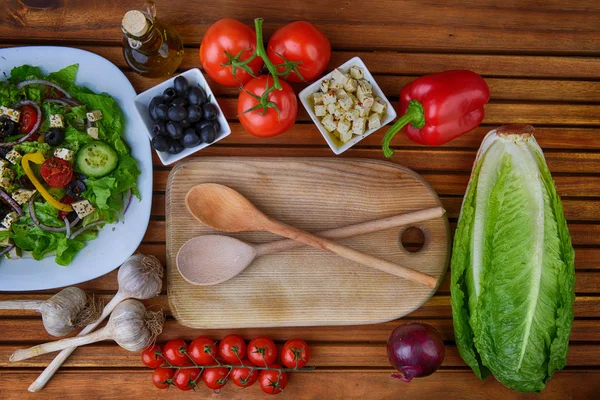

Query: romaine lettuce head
[450,125,575,393]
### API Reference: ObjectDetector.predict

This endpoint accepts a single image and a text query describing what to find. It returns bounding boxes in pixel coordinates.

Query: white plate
[0,46,152,291]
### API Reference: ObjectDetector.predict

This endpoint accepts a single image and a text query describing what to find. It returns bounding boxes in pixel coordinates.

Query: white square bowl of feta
[299,57,397,155]
[133,68,231,165]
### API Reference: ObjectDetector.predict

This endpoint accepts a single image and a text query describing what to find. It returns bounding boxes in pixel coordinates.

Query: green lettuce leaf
[47,64,78,86]
[9,65,43,83]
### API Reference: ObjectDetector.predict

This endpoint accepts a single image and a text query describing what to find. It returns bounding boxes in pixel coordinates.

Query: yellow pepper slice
[21,152,73,212]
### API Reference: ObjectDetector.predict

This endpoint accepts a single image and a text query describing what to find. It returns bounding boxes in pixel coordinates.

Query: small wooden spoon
[177,207,444,286]
[185,184,439,288]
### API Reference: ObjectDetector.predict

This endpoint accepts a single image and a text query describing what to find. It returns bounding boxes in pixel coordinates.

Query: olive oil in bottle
[121,1,184,78]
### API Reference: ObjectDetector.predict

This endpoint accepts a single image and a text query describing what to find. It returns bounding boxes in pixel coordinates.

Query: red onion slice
[69,221,106,239]
[0,100,42,147]
[123,189,133,215]
[16,79,72,99]
[28,195,69,233]
[0,245,15,257]
[0,190,24,216]
[63,216,71,239]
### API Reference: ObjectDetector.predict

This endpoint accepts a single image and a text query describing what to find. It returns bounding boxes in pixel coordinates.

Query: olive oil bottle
[121,1,184,78]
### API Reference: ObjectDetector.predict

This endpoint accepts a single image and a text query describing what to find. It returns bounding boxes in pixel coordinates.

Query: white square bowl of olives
[133,68,230,165]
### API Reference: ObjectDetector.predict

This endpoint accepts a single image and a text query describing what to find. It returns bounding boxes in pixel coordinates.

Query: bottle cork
[122,10,149,37]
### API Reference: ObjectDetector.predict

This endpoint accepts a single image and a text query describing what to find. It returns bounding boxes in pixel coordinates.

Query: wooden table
[1,1,599,398]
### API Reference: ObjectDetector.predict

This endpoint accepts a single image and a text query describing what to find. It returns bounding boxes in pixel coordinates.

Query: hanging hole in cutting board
[398,225,428,254]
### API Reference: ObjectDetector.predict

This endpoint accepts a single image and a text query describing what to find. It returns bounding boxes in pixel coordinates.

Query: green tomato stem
[254,18,282,90]
[381,100,425,158]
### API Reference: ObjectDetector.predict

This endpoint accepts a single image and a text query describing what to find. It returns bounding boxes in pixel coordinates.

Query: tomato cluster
[142,335,310,395]
[200,18,331,138]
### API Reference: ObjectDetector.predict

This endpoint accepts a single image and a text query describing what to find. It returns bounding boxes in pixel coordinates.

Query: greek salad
[0,64,140,266]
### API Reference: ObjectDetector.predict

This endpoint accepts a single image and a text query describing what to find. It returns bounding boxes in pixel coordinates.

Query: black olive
[148,96,163,121]
[188,86,207,106]
[152,135,169,152]
[155,104,169,120]
[163,87,177,103]
[170,96,188,107]
[186,105,202,123]
[195,120,212,130]
[167,106,187,122]
[44,128,65,146]
[174,76,189,95]
[0,116,17,138]
[212,120,221,134]
[202,103,218,120]
[180,119,191,129]
[151,121,166,136]
[167,138,184,154]
[166,121,183,139]
[182,128,201,148]
[200,124,216,144]
[66,179,86,200]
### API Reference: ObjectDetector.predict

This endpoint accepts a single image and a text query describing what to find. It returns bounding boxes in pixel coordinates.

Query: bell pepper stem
[382,100,425,158]
[254,18,282,90]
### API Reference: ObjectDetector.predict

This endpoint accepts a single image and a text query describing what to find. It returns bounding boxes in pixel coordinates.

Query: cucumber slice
[76,142,118,178]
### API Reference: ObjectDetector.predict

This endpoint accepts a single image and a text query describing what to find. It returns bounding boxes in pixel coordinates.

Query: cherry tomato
[281,339,310,369]
[267,21,331,83]
[238,75,297,138]
[40,156,73,188]
[200,19,263,87]
[219,334,247,364]
[163,339,189,366]
[231,360,258,388]
[174,367,202,391]
[19,105,38,134]
[141,344,164,369]
[259,365,288,395]
[57,195,75,220]
[152,367,175,389]
[247,336,277,367]
[202,367,229,390]
[188,336,218,365]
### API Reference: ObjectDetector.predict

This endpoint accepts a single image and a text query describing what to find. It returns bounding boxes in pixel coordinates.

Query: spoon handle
[260,217,439,288]
[255,206,444,256]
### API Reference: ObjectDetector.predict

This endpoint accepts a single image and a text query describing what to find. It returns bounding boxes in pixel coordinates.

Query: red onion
[28,195,79,233]
[387,322,445,382]
[0,100,42,147]
[123,189,133,215]
[0,189,24,216]
[62,216,71,239]
[0,245,14,257]
[17,79,72,99]
[69,221,106,239]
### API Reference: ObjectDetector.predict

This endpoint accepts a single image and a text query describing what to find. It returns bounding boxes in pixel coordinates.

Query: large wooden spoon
[177,207,444,286]
[185,184,439,288]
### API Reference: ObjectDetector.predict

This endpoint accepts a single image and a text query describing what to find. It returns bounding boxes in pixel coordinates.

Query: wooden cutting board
[166,157,450,328]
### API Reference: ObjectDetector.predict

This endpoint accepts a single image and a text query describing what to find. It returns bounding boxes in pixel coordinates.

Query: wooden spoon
[185,184,439,288]
[177,207,445,286]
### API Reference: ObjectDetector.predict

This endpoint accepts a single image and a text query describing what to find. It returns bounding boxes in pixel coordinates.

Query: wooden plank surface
[1,0,599,398]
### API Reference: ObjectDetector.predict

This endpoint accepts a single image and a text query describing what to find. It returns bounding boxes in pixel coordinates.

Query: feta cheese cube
[371,97,387,114]
[362,95,375,110]
[321,114,337,132]
[327,102,338,115]
[1,106,20,123]
[87,126,99,140]
[54,148,74,162]
[314,105,327,117]
[357,80,373,102]
[337,119,352,142]
[72,200,95,219]
[338,96,354,111]
[322,91,336,105]
[352,117,366,136]
[86,109,103,122]
[0,159,8,169]
[335,88,348,98]
[1,212,18,229]
[331,69,349,86]
[11,189,36,205]
[313,92,324,105]
[5,149,21,165]
[355,102,371,117]
[345,109,360,122]
[0,168,15,190]
[333,108,344,120]
[49,114,64,128]
[350,66,364,80]
[344,78,357,92]
[368,113,382,130]
[320,79,331,92]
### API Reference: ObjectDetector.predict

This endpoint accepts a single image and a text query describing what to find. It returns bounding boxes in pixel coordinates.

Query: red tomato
[152,367,175,389]
[173,368,202,391]
[267,21,331,83]
[141,344,164,369]
[200,19,263,87]
[18,105,38,134]
[231,360,258,388]
[219,334,247,364]
[281,339,310,369]
[237,75,297,137]
[247,336,277,367]
[57,195,75,220]
[202,367,229,390]
[259,365,288,395]
[40,157,73,188]
[163,339,189,366]
[188,336,218,365]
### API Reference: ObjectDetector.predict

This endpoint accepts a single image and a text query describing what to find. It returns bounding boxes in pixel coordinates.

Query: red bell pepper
[381,70,490,157]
